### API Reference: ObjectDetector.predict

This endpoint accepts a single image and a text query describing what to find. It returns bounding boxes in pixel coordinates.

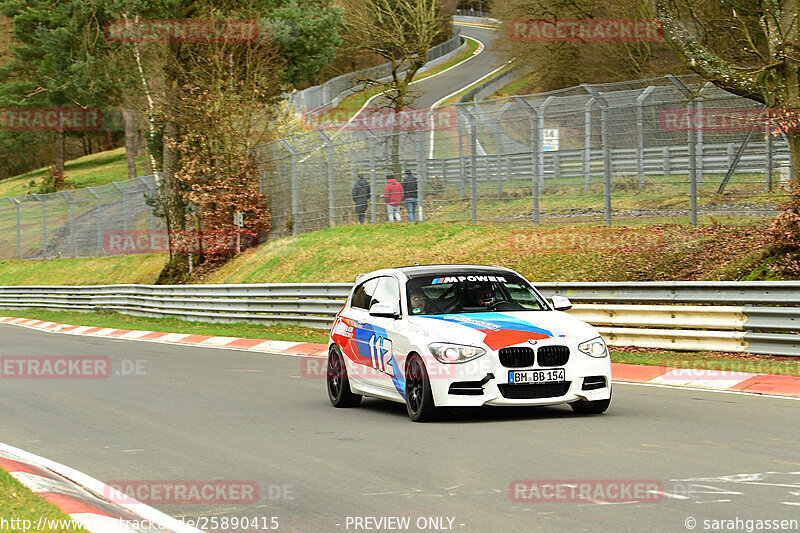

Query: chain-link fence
[258,74,791,237]
[0,175,165,260]
[1,74,792,259]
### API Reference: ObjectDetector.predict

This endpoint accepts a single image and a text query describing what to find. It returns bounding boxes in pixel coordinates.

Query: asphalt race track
[1,324,799,533]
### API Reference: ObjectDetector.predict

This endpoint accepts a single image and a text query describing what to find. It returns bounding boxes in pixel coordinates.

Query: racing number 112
[368,334,394,377]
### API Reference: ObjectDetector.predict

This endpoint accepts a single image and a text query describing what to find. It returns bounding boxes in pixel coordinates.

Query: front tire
[327,346,361,408]
[405,355,438,422]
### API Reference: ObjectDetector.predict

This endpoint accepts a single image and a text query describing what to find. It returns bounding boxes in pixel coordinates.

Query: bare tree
[344,0,444,172]
[655,0,800,182]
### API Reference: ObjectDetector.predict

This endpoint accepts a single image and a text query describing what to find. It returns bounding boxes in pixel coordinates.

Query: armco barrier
[0,281,798,355]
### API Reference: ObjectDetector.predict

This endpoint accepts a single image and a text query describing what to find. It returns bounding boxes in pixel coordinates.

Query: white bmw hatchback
[327,265,612,422]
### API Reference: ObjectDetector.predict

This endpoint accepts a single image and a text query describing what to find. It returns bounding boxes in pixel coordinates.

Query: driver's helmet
[470,283,496,307]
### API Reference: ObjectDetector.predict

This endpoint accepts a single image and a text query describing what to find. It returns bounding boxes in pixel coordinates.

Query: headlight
[578,336,607,358]
[428,343,486,364]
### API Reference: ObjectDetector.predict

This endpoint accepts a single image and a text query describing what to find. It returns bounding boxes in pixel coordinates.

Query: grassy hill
[0,148,144,199]
[0,219,782,286]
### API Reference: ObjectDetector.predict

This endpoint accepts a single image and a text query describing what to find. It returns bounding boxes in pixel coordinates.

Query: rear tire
[405,355,438,422]
[327,346,361,408]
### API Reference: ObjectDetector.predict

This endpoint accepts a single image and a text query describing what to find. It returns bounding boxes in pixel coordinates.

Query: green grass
[0,148,146,199]
[0,468,90,532]
[0,308,329,343]
[203,219,776,284]
[0,254,168,285]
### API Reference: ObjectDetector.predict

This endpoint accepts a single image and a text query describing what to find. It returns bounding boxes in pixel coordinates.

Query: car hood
[406,311,598,351]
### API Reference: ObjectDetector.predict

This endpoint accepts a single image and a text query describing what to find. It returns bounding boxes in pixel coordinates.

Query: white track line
[428,60,513,159]
[613,380,800,401]
[0,442,202,533]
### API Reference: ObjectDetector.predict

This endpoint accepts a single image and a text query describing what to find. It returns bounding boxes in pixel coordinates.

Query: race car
[326,265,612,422]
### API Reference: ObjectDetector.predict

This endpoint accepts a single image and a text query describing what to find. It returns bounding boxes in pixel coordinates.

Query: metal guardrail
[0,282,798,355]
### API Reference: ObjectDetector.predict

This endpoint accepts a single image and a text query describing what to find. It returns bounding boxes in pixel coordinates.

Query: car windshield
[405,273,550,315]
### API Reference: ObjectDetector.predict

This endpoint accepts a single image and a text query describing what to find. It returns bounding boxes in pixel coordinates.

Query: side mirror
[551,295,572,311]
[369,302,400,318]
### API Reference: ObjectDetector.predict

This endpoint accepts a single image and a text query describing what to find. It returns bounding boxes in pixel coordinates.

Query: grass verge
[0,308,330,344]
[610,347,800,377]
[0,255,168,285]
[0,468,90,532]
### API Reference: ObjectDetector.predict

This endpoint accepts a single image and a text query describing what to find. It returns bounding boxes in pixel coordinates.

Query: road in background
[1,324,799,532]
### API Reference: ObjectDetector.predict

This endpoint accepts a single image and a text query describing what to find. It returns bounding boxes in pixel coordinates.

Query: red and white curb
[2,315,800,397]
[612,363,800,398]
[0,442,201,533]
[0,316,328,358]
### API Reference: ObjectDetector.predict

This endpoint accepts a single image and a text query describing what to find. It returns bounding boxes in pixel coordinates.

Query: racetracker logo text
[303,107,457,132]
[105,19,260,43]
[103,480,262,504]
[509,19,663,42]
[509,479,664,503]
[1,356,111,378]
[0,108,104,131]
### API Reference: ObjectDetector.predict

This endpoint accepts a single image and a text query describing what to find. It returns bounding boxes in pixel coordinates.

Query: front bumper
[425,348,612,408]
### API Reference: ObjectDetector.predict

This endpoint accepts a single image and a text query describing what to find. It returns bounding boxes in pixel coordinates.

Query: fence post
[62,191,76,257]
[636,86,655,191]
[112,182,128,236]
[369,134,377,224]
[417,128,426,222]
[458,106,478,222]
[316,131,336,227]
[540,96,554,189]
[88,187,103,255]
[8,197,21,259]
[765,124,773,192]
[140,176,158,251]
[584,97,594,192]
[667,75,698,226]
[278,139,299,235]
[514,96,540,225]
[457,108,466,199]
[582,84,611,225]
[33,194,46,257]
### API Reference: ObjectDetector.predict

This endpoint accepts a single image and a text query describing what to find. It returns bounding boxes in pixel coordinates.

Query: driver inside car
[471,284,496,307]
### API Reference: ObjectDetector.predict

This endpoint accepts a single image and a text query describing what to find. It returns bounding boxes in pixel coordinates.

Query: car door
[361,276,406,399]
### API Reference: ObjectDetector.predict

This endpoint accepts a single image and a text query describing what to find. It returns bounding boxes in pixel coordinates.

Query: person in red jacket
[383,175,405,222]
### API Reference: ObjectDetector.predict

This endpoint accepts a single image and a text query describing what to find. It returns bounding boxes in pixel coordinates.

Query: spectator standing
[402,170,418,222]
[351,174,370,224]
[383,175,404,222]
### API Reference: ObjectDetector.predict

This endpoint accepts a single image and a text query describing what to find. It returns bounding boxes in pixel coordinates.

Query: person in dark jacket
[403,170,418,222]
[352,174,370,223]
[383,175,404,222]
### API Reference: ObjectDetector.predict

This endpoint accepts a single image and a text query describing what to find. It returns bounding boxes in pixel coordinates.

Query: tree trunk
[785,130,800,186]
[54,131,65,175]
[122,108,138,180]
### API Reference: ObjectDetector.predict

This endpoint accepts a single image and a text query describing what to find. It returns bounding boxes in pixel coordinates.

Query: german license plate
[508,368,565,384]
